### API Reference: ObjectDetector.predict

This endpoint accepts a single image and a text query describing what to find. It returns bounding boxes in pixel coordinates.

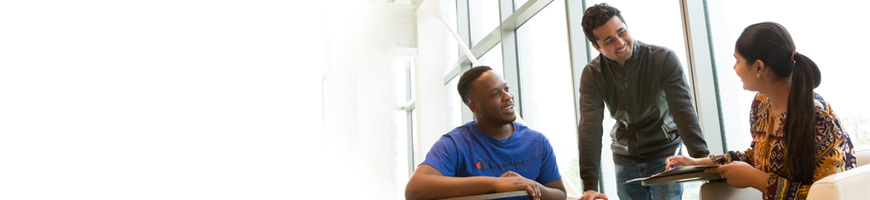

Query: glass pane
[468,0,500,46]
[443,0,460,74]
[445,77,463,129]
[408,56,416,102]
[391,110,410,200]
[392,58,409,106]
[580,1,692,197]
[707,0,870,151]
[411,109,421,166]
[514,0,529,10]
[516,0,582,196]
[478,43,504,76]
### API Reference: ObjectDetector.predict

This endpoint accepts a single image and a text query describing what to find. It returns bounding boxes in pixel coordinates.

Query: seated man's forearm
[406,174,565,200]
[539,184,566,200]
[405,173,499,200]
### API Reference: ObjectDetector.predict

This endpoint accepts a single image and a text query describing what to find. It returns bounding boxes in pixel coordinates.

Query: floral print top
[710,93,856,200]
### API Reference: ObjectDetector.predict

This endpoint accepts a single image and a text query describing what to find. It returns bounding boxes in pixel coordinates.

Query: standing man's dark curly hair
[581,3,626,48]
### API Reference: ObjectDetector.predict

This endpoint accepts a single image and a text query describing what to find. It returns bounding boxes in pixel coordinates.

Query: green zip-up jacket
[577,40,709,192]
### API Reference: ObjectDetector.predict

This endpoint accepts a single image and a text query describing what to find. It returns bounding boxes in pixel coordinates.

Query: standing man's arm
[577,65,606,195]
[660,50,709,158]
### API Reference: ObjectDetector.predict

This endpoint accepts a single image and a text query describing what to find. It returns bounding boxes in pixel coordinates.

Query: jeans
[613,154,682,200]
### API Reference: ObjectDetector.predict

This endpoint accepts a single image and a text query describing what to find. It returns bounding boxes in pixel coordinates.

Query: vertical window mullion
[680,0,726,155]
[499,0,522,119]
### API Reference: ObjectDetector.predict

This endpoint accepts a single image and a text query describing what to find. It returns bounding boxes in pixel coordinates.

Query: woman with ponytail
[667,22,856,200]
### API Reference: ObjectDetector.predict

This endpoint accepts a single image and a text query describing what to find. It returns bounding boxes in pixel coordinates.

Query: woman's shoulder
[813,92,837,120]
[749,93,768,117]
[810,93,856,169]
[751,93,768,108]
[811,92,847,141]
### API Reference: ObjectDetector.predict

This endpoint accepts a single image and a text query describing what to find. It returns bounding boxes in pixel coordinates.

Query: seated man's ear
[467,100,478,113]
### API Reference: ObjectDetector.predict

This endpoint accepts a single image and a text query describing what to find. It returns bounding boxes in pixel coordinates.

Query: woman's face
[733,51,761,92]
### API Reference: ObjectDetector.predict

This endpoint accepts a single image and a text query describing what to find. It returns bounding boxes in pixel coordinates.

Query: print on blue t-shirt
[421,121,561,198]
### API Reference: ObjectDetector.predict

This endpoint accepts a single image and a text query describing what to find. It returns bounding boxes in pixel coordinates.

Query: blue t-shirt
[421,121,561,194]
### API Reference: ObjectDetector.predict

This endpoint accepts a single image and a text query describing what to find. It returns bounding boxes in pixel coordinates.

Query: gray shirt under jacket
[577,40,710,192]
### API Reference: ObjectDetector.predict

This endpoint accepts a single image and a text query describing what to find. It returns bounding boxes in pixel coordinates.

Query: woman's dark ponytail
[783,52,821,184]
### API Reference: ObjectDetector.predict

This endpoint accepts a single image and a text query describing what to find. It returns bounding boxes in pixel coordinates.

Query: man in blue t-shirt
[405,66,566,200]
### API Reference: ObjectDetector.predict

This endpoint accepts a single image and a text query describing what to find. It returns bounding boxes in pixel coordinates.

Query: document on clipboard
[625,165,724,186]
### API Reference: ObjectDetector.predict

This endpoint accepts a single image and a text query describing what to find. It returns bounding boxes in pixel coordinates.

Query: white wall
[321,2,400,199]
[1,1,324,199]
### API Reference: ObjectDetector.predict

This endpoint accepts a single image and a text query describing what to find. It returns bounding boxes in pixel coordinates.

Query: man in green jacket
[577,3,710,200]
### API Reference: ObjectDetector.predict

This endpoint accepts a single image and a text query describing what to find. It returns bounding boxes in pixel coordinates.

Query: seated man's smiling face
[468,71,516,125]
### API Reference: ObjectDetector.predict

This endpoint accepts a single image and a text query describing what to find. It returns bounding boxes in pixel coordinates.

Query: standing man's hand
[666,156,698,170]
[578,190,608,200]
[494,171,541,200]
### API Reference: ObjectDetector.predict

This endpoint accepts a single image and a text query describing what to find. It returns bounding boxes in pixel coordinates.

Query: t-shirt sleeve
[420,135,458,177]
[536,136,562,184]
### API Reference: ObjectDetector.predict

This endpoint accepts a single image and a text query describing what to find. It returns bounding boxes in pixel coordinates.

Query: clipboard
[625,165,724,186]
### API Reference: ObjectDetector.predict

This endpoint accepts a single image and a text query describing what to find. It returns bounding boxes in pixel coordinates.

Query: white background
[1,1,324,199]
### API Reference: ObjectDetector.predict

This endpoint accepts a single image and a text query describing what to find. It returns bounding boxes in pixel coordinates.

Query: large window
[516,0,581,196]
[707,0,870,151]
[412,1,870,200]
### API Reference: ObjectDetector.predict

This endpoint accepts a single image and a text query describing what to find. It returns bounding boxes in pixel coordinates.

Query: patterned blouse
[711,93,856,200]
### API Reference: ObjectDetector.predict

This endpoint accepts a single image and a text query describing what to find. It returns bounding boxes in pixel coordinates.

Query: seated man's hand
[494,171,541,200]
[579,190,608,200]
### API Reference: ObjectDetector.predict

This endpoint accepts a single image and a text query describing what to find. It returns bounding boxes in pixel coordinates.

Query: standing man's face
[467,71,516,125]
[592,16,633,64]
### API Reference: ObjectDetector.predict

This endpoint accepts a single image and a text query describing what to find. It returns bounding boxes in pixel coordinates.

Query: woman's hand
[705,161,768,190]
[666,156,712,170]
